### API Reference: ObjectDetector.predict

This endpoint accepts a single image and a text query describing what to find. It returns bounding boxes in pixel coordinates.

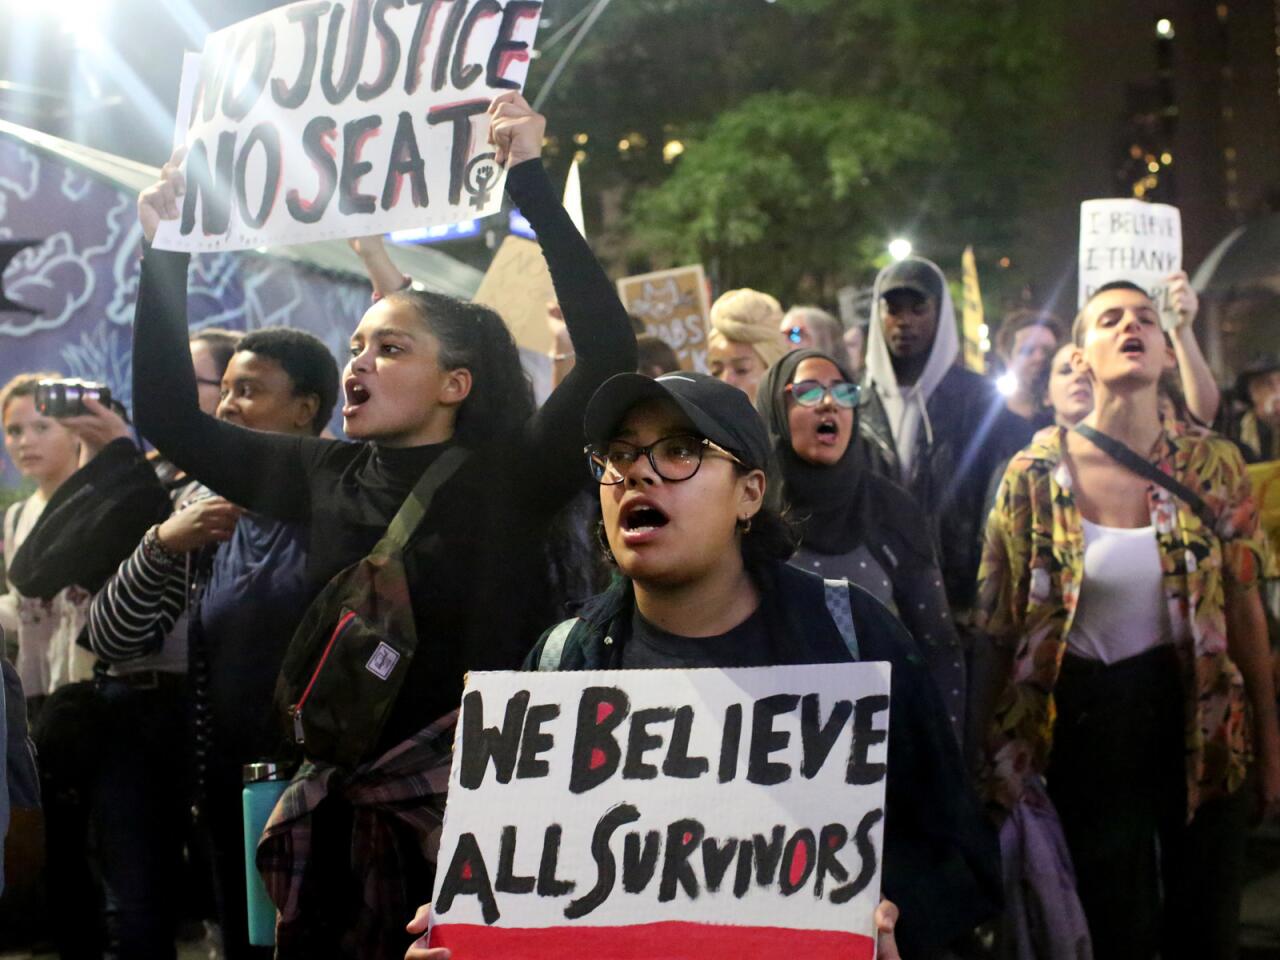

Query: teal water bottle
[243,762,289,947]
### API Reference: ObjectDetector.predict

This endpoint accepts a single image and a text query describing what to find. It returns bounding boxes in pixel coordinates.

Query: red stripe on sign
[429,921,875,959]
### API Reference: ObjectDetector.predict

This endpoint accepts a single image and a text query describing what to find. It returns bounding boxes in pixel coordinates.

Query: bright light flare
[996,371,1018,397]
[888,238,913,261]
[1156,18,1175,38]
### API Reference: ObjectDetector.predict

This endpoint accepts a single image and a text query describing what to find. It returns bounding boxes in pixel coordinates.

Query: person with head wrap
[757,349,967,742]
[706,288,789,403]
[859,257,1033,617]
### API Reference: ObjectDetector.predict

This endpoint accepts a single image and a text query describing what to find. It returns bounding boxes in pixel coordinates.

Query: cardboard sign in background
[473,235,557,355]
[1078,199,1182,325]
[618,266,711,372]
[428,663,892,959]
[155,0,542,252]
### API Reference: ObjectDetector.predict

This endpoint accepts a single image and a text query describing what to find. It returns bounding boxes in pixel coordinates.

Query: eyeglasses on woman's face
[586,434,743,485]
[785,379,861,408]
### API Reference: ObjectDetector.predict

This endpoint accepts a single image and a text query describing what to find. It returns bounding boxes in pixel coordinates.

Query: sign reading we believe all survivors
[154,0,542,253]
[427,663,892,960]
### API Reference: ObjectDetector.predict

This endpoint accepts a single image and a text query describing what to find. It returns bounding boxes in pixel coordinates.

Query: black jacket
[525,561,1002,956]
[858,365,1033,612]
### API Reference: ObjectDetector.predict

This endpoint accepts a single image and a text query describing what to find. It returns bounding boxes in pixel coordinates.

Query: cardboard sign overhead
[1078,199,1182,325]
[154,0,543,252]
[473,235,556,355]
[428,663,893,959]
[617,266,710,372]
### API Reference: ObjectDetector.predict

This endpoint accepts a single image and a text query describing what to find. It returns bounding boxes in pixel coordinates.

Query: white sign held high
[427,663,892,960]
[1078,199,1182,326]
[154,0,543,253]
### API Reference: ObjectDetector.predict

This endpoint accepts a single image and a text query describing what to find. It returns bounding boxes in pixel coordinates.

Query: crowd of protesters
[1,92,1278,960]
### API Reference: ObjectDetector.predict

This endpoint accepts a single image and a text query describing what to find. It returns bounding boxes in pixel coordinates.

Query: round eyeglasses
[786,379,862,408]
[586,434,744,485]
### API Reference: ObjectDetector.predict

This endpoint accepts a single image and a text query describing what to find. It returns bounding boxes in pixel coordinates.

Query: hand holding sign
[138,148,188,245]
[153,0,544,253]
[488,92,545,168]
[403,899,904,959]
[1164,270,1199,331]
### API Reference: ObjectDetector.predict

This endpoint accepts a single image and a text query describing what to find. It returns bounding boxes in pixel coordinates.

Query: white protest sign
[1078,199,1182,325]
[154,0,543,253]
[428,663,892,960]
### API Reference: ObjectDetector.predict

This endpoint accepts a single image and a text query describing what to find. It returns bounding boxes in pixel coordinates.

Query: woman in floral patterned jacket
[976,281,1280,960]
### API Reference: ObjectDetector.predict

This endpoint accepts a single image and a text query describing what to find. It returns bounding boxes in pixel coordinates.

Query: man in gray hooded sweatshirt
[858,257,1033,619]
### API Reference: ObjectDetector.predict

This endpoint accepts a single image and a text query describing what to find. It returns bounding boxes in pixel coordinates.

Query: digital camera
[34,379,113,418]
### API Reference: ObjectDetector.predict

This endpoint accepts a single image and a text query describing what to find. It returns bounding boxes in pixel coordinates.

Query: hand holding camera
[56,394,133,466]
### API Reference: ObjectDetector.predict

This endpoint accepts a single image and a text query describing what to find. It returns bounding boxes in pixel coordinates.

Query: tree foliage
[529,0,1066,301]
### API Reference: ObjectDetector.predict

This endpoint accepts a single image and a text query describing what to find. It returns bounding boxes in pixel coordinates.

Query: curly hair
[385,289,535,445]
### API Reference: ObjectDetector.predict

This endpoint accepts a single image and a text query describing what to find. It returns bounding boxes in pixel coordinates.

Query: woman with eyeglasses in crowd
[408,370,1001,960]
[756,350,968,741]
[132,93,636,957]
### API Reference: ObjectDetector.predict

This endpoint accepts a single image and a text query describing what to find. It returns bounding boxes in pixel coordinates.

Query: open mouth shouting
[815,417,841,445]
[1119,336,1146,358]
[342,378,371,418]
[618,497,670,546]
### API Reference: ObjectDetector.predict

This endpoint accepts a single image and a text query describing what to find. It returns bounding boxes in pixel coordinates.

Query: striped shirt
[84,481,206,673]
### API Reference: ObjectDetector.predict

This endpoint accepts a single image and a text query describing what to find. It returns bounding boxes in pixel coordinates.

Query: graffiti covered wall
[0,135,375,491]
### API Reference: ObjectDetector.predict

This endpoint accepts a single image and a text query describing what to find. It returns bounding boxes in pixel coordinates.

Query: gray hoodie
[863,257,960,481]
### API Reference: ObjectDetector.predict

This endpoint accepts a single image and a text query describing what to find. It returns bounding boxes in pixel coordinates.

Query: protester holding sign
[756,350,968,742]
[977,281,1280,959]
[457,371,1001,956]
[132,93,636,957]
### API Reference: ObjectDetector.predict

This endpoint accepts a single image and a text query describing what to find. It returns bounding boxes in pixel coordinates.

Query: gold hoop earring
[737,517,752,534]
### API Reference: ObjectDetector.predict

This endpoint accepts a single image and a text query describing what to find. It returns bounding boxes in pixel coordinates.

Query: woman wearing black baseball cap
[508,372,997,956]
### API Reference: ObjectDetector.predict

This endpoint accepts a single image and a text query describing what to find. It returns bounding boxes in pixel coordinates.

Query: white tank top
[1065,518,1171,665]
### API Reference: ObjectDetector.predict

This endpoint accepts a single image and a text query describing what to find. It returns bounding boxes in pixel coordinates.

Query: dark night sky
[1,0,1276,324]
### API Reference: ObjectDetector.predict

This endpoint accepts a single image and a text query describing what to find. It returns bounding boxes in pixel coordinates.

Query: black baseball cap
[584,371,771,471]
[879,258,943,302]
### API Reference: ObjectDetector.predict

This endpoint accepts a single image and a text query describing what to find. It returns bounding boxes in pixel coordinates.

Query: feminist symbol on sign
[465,154,500,211]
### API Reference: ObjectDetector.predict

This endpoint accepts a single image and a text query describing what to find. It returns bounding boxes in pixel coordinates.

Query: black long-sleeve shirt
[132,159,636,750]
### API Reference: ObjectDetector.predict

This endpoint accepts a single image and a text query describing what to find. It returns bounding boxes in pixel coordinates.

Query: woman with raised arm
[977,281,1280,960]
[133,93,636,957]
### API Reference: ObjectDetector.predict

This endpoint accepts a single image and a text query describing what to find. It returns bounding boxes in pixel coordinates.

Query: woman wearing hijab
[757,349,967,740]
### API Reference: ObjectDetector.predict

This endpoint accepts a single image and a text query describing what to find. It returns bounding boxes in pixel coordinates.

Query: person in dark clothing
[87,326,335,959]
[858,257,1032,616]
[133,94,635,957]
[1224,352,1280,463]
[407,371,1002,960]
[756,348,967,741]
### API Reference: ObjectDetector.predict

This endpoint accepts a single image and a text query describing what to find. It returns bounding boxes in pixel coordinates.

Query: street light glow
[888,238,913,261]
[1156,18,1175,38]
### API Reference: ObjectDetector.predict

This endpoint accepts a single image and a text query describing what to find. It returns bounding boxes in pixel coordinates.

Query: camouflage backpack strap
[823,578,860,661]
[537,618,580,671]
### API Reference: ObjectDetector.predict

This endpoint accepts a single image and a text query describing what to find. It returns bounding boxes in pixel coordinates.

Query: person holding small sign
[477,371,1001,956]
[133,93,637,957]
[977,281,1280,959]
